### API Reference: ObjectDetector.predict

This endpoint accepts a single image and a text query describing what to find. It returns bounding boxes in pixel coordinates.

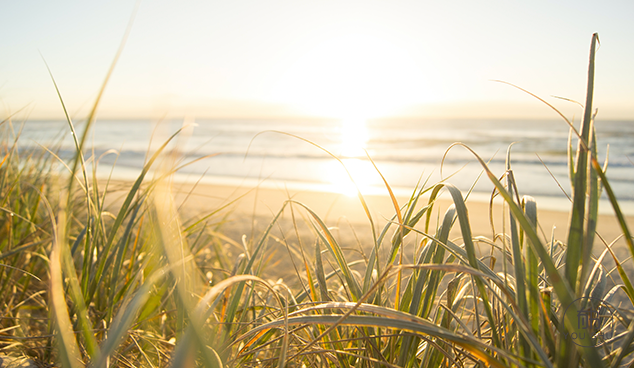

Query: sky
[1,0,633,121]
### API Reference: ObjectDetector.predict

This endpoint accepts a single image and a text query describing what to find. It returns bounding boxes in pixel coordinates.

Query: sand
[164,180,632,246]
[102,178,634,284]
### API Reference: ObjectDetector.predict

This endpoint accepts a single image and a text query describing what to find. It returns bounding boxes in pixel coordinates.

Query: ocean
[12,117,634,214]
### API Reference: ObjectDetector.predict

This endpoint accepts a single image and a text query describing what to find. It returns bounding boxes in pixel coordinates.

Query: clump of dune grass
[1,32,634,368]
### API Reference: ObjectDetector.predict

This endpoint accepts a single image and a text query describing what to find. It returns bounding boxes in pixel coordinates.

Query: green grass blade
[450,142,603,366]
[315,240,330,302]
[106,202,143,321]
[505,149,532,360]
[590,156,634,291]
[151,180,223,368]
[69,3,139,193]
[290,200,362,301]
[581,123,600,290]
[565,34,599,293]
[443,183,502,349]
[44,197,83,368]
[225,203,287,317]
[88,126,189,303]
[522,196,541,342]
[93,267,169,368]
[182,275,284,368]
[398,205,455,366]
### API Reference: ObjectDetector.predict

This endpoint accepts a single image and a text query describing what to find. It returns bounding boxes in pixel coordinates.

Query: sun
[267,29,428,196]
[270,31,431,118]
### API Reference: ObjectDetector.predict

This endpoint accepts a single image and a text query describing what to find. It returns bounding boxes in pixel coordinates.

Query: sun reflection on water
[326,117,377,196]
[326,158,377,197]
[340,116,369,157]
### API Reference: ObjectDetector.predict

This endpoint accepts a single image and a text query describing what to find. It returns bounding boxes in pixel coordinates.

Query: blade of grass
[448,142,603,366]
[504,147,532,361]
[522,196,541,343]
[566,34,598,294]
[364,152,406,307]
[88,126,190,304]
[42,193,83,368]
[68,1,139,194]
[242,310,513,368]
[289,200,362,301]
[398,205,455,366]
[443,183,502,350]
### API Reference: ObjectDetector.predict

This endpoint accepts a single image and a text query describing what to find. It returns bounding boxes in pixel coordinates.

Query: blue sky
[1,0,633,120]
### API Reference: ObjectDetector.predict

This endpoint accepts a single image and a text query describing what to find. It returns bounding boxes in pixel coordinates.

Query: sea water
[12,117,634,214]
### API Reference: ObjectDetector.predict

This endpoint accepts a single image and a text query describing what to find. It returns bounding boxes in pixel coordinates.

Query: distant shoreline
[99,169,634,217]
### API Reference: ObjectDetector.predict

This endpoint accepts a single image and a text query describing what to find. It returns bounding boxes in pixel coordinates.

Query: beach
[20,118,634,208]
[9,114,631,366]
[158,180,630,242]
[98,178,634,278]
[22,117,634,261]
[5,4,634,364]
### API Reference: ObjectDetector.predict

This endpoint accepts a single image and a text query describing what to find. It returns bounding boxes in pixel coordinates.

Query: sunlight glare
[326,158,377,197]
[271,32,431,118]
[340,116,369,157]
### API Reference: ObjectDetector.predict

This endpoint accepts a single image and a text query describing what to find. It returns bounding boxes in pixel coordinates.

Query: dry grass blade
[289,199,363,301]
[43,195,84,368]
[242,314,513,368]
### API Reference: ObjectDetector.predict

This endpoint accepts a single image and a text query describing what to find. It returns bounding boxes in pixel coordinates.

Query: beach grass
[2,32,634,367]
